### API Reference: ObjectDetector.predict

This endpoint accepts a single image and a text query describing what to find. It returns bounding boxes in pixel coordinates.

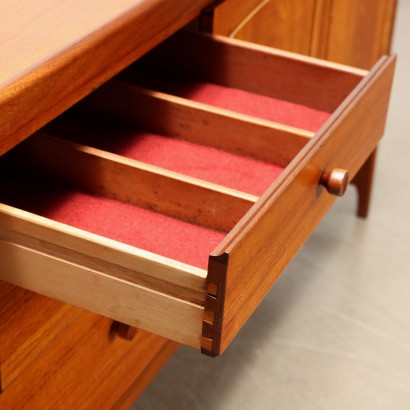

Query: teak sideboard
[0,0,396,408]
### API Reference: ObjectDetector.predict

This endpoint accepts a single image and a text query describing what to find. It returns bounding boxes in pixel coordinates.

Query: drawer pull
[321,168,349,197]
[112,321,138,341]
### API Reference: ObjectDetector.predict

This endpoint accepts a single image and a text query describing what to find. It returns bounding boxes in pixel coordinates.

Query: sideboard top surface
[0,0,214,155]
[0,0,214,86]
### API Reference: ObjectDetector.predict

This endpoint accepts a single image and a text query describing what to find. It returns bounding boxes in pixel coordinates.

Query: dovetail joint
[201,254,228,357]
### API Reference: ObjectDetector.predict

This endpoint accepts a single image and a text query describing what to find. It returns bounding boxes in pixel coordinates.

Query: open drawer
[0,31,395,356]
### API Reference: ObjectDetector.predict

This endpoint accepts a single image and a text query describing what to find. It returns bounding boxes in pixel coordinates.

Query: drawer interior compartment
[0,122,271,273]
[0,168,225,270]
[0,30,395,357]
[116,65,331,132]
[131,30,366,114]
[0,60,302,349]
[42,115,284,197]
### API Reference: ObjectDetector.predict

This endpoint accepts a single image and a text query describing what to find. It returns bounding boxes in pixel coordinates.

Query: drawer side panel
[0,239,203,348]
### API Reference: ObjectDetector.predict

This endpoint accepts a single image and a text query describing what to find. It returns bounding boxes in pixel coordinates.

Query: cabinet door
[0,30,396,357]
[213,0,397,69]
[318,0,397,68]
[215,0,317,55]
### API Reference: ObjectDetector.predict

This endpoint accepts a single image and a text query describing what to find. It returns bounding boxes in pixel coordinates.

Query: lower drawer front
[0,282,83,392]
[0,302,177,409]
[0,31,395,356]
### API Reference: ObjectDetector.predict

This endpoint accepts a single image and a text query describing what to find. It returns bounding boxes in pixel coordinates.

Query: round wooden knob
[321,168,349,197]
[113,321,138,341]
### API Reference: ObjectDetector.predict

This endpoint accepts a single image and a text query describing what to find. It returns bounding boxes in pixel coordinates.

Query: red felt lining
[46,69,332,196]
[124,68,332,132]
[5,71,332,270]
[0,174,224,269]
[50,118,284,196]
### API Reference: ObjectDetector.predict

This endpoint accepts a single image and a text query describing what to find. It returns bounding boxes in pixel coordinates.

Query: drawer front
[0,307,177,409]
[203,51,396,355]
[0,282,83,391]
[0,31,395,357]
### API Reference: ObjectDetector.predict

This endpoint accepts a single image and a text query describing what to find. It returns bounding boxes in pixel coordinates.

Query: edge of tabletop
[0,0,215,155]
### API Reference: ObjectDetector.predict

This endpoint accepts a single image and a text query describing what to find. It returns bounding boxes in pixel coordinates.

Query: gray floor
[133,3,410,409]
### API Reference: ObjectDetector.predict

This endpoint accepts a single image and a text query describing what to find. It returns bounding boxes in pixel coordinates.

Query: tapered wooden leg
[351,148,377,218]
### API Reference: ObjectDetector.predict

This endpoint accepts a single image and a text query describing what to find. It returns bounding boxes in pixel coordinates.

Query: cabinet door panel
[324,0,397,68]
[214,0,396,69]
[232,0,317,55]
[212,0,263,36]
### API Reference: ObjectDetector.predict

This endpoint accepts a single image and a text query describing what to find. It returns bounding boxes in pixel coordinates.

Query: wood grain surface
[214,0,397,70]
[203,54,396,355]
[323,0,397,69]
[0,238,204,348]
[145,31,367,112]
[0,282,82,391]
[81,80,313,167]
[16,133,257,232]
[0,201,207,347]
[0,203,206,298]
[0,0,215,156]
[0,1,398,408]
[112,340,179,410]
[0,306,178,409]
[230,0,317,55]
[212,0,263,35]
[351,148,378,218]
